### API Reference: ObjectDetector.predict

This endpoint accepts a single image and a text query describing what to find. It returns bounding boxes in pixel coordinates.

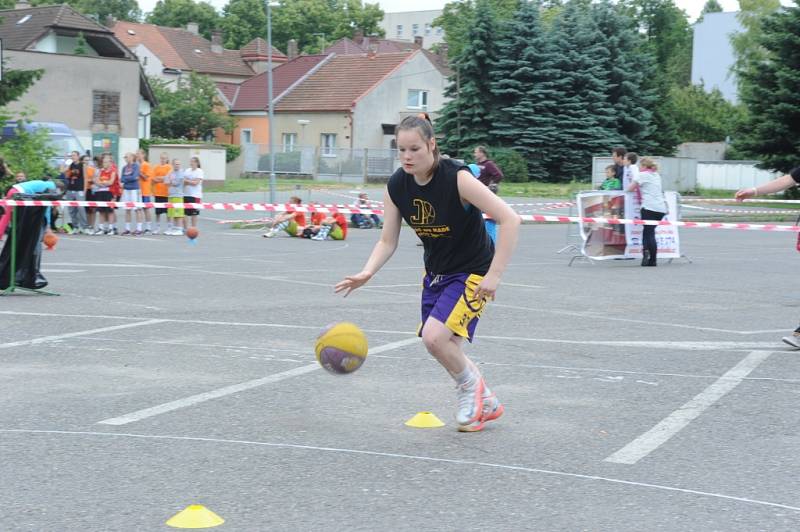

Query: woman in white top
[182,156,204,231]
[627,157,667,267]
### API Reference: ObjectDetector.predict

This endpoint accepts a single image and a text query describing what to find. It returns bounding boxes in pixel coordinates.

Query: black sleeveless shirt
[387,158,494,275]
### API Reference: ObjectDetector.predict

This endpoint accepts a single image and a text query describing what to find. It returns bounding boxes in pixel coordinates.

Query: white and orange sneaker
[455,376,485,426]
[458,392,504,432]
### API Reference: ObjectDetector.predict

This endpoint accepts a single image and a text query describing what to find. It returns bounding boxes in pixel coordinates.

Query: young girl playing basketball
[335,116,521,431]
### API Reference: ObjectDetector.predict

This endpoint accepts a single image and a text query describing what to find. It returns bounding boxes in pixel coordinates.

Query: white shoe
[152,228,160,235]
[455,376,485,426]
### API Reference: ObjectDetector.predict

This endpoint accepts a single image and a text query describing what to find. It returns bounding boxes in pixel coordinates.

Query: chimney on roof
[211,31,223,54]
[14,0,30,9]
[414,36,423,48]
[287,39,298,60]
[186,22,199,35]
[104,14,116,28]
[438,43,448,65]
[367,48,377,59]
[353,28,364,45]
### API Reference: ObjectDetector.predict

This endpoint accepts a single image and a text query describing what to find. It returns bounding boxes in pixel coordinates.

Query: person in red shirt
[310,211,348,240]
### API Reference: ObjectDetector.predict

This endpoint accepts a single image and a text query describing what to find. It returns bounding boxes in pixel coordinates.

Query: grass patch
[206,178,352,193]
[499,181,592,197]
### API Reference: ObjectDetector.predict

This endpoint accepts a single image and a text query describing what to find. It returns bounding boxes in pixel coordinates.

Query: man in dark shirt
[611,146,626,187]
[61,150,88,233]
[473,146,504,193]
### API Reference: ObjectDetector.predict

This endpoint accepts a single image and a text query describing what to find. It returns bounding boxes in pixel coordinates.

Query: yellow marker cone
[166,504,225,529]
[404,411,445,428]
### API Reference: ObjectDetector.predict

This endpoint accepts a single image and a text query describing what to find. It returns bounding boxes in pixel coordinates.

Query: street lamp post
[266,0,277,203]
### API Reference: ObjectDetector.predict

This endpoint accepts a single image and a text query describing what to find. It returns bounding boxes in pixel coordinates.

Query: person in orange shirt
[263,196,307,237]
[137,149,154,234]
[150,152,172,235]
[83,155,98,232]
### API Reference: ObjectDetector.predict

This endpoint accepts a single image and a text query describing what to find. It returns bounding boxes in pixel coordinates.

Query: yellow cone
[166,505,225,529]
[404,411,445,428]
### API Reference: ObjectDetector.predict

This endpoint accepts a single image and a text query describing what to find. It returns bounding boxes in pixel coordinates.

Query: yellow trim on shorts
[444,274,487,338]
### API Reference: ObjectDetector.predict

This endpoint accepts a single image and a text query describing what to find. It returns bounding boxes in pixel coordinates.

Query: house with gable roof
[0,2,157,159]
[112,21,287,86]
[215,48,448,176]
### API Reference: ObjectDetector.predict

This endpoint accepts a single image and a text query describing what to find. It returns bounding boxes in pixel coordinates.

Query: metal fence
[241,144,400,183]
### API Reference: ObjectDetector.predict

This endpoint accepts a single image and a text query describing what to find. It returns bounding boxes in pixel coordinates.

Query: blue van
[1,121,87,168]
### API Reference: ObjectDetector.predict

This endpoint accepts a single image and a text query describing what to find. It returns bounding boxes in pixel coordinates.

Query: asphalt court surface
[2,189,800,531]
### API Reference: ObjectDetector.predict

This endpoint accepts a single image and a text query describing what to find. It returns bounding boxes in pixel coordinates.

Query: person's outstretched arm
[735,173,797,200]
[335,188,402,297]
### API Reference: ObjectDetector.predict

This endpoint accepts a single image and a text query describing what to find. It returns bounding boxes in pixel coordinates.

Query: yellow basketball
[315,322,368,374]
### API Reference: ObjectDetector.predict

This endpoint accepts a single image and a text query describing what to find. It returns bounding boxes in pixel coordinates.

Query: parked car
[1,121,87,169]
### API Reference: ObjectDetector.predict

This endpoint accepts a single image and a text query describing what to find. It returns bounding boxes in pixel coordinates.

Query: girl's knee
[421,326,450,355]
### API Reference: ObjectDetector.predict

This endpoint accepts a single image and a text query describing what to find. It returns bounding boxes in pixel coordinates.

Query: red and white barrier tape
[4,199,799,232]
[682,198,800,204]
[680,204,800,215]
[516,214,800,232]
[0,200,384,216]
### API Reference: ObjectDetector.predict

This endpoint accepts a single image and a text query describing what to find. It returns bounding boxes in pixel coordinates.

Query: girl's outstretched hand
[335,271,373,297]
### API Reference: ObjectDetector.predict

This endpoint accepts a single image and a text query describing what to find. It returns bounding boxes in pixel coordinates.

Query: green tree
[150,72,235,140]
[0,66,55,187]
[592,0,657,153]
[618,0,693,153]
[436,0,500,155]
[271,0,384,54]
[146,0,221,39]
[731,0,782,89]
[489,0,560,180]
[669,84,745,143]
[544,1,620,179]
[29,0,142,22]
[699,0,723,21]
[734,2,800,173]
[432,0,519,63]
[219,0,267,49]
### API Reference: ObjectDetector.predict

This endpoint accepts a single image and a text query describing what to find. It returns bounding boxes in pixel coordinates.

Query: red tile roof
[112,21,286,78]
[215,81,241,107]
[323,37,451,76]
[226,54,330,112]
[240,37,286,61]
[276,52,416,112]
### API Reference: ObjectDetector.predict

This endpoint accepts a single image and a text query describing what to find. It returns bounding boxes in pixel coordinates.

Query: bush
[139,137,240,163]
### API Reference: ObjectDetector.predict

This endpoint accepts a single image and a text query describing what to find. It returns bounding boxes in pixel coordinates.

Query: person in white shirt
[626,156,667,267]
[182,156,204,232]
[623,152,640,190]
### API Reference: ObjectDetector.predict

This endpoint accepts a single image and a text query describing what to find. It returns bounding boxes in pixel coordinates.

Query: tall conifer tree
[735,2,800,172]
[435,0,500,156]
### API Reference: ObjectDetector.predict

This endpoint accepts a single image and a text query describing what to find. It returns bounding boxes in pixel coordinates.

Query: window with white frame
[321,133,336,156]
[282,133,297,152]
[396,24,403,38]
[424,23,431,36]
[407,89,428,110]
[240,129,253,144]
[412,23,419,36]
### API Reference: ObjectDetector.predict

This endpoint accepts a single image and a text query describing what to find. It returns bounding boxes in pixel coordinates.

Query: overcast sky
[137,1,792,23]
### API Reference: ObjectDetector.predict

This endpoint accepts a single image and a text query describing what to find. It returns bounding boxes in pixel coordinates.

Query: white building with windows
[380,10,445,48]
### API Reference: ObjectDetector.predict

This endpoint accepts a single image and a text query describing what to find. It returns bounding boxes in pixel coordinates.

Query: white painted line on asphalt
[604,350,773,465]
[45,262,168,268]
[97,337,420,426]
[0,319,166,350]
[97,364,320,426]
[40,269,86,273]
[0,312,787,349]
[501,282,544,289]
[3,429,799,513]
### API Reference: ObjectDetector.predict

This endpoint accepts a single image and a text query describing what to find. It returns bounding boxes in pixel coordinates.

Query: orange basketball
[43,233,58,250]
[186,227,199,240]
